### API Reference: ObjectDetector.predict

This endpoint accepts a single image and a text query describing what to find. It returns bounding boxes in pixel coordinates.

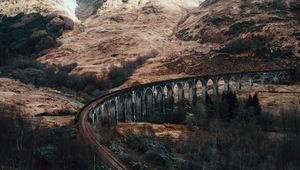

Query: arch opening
[135,92,143,121]
[154,86,164,113]
[144,88,154,118]
[164,84,174,113]
[125,94,133,122]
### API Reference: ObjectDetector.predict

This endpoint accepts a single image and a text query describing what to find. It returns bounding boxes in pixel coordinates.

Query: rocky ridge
[171,0,300,74]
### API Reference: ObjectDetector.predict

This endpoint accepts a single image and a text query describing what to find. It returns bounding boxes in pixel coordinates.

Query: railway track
[78,99,129,170]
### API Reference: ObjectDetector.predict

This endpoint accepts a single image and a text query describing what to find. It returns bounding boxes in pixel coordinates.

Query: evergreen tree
[252,93,261,116]
[221,91,238,121]
[245,94,253,108]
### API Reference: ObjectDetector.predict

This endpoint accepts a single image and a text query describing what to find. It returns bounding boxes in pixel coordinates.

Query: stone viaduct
[85,68,296,125]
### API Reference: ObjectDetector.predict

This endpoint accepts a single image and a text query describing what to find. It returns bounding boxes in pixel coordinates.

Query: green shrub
[219,35,267,55]
[0,106,107,170]
[124,135,178,168]
[109,143,142,168]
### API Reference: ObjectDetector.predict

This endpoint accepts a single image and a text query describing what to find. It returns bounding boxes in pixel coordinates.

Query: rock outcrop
[177,0,300,56]
[169,0,300,74]
[0,0,79,21]
[0,13,74,65]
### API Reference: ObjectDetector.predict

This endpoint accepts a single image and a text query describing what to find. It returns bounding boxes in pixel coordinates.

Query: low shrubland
[35,109,77,117]
[1,55,153,99]
[0,13,155,100]
[111,92,300,170]
[0,105,108,170]
[110,134,185,170]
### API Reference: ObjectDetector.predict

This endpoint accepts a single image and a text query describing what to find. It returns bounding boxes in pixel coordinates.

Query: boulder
[46,16,74,36]
[62,16,74,30]
[34,35,57,52]
[46,16,65,36]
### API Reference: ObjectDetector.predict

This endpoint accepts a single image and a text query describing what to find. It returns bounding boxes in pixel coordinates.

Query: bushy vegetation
[35,109,77,117]
[218,35,268,56]
[0,13,154,99]
[111,92,300,170]
[149,106,187,124]
[107,55,154,87]
[175,108,300,169]
[176,119,300,169]
[1,60,106,97]
[0,13,72,65]
[0,106,108,170]
[111,135,186,170]
[109,143,143,169]
[178,93,300,169]
[124,135,174,167]
[1,55,152,98]
[0,49,153,100]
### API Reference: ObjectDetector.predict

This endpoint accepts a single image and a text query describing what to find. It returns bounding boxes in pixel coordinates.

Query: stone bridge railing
[86,68,296,125]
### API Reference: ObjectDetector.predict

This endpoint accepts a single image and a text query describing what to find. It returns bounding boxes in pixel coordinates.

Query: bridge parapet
[84,69,295,125]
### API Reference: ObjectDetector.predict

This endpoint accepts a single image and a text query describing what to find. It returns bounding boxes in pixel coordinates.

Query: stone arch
[233,74,244,90]
[143,88,154,118]
[218,77,226,95]
[172,83,179,104]
[235,73,252,97]
[102,102,109,125]
[125,93,134,122]
[259,72,276,84]
[273,71,290,83]
[89,109,96,124]
[196,78,208,102]
[154,86,164,113]
[229,75,239,91]
[109,100,117,124]
[134,91,143,121]
[253,73,263,86]
[184,80,196,105]
[164,84,174,113]
[206,79,214,96]
[93,105,101,124]
[242,73,257,88]
[277,71,292,83]
[174,82,185,105]
[210,77,219,96]
[116,96,126,122]
[223,76,231,92]
[196,79,203,100]
[239,73,250,88]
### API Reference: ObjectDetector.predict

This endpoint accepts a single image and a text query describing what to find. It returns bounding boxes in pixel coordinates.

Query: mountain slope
[0,78,82,126]
[0,0,79,21]
[1,0,299,85]
[171,0,300,74]
[38,0,202,87]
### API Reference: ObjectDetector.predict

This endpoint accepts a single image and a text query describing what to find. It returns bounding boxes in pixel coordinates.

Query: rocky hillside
[0,78,82,127]
[0,13,74,64]
[0,0,79,21]
[172,0,300,74]
[38,0,202,87]
[0,9,79,126]
[1,0,299,84]
[0,0,299,124]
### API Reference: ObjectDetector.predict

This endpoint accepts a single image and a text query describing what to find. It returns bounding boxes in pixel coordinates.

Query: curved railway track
[77,68,296,170]
[78,96,129,170]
